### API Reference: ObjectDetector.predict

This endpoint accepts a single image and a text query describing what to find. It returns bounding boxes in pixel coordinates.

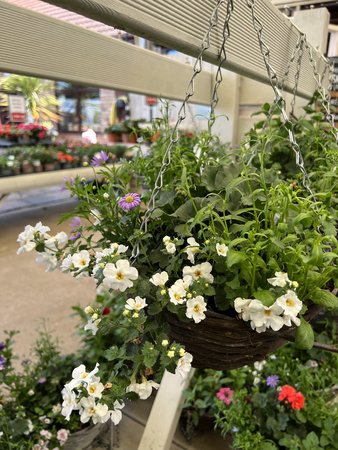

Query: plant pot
[0,168,13,177]
[43,162,59,171]
[21,162,34,174]
[32,160,43,172]
[18,136,31,144]
[107,132,120,143]
[128,133,137,144]
[64,422,110,450]
[121,132,129,144]
[13,167,21,175]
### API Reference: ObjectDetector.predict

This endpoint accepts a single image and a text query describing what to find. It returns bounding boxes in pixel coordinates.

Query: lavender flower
[118,193,141,211]
[69,216,81,228]
[232,426,239,433]
[91,151,109,167]
[0,342,5,352]
[61,176,75,191]
[266,375,279,388]
[0,355,6,370]
[69,231,81,241]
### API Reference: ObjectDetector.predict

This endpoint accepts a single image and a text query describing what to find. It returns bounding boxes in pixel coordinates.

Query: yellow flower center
[286,298,295,307]
[116,271,125,280]
[174,293,181,300]
[81,372,88,379]
[89,386,96,394]
[135,303,142,309]
[125,195,134,203]
[193,304,200,312]
[194,270,202,278]
[79,259,87,266]
[89,407,96,415]
[264,310,272,317]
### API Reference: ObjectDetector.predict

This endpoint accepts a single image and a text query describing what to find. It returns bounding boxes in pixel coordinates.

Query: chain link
[303,39,338,142]
[245,0,315,198]
[131,0,230,259]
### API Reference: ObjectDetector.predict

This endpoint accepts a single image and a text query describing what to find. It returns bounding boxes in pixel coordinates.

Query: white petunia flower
[86,381,105,399]
[150,271,169,287]
[126,380,160,400]
[165,242,176,254]
[67,363,100,390]
[185,237,200,263]
[125,296,147,311]
[72,250,91,270]
[168,281,187,305]
[44,232,68,250]
[234,298,256,321]
[163,236,171,245]
[186,296,207,323]
[253,360,266,371]
[216,243,229,257]
[35,252,58,272]
[267,271,291,288]
[17,222,50,254]
[250,303,284,333]
[183,262,214,283]
[61,386,78,421]
[175,352,193,378]
[79,397,109,424]
[84,317,101,335]
[275,290,302,319]
[102,259,138,292]
[60,254,73,272]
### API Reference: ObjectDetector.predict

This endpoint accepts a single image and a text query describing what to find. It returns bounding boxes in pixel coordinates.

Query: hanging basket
[168,305,323,371]
[64,422,111,450]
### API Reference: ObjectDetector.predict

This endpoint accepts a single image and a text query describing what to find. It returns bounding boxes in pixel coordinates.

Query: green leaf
[226,249,247,268]
[302,432,320,450]
[142,342,159,368]
[253,289,275,307]
[311,288,338,309]
[147,302,164,315]
[295,318,314,350]
[104,345,125,361]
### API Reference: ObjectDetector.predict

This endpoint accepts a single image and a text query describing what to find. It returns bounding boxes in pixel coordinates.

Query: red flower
[291,392,305,410]
[37,131,46,139]
[278,385,297,403]
[103,307,110,316]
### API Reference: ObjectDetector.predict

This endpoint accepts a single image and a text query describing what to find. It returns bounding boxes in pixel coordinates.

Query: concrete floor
[0,193,228,450]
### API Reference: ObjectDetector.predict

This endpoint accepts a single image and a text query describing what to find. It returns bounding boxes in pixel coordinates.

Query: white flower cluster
[17,222,69,272]
[234,272,302,333]
[84,305,101,335]
[61,363,124,426]
[150,261,214,324]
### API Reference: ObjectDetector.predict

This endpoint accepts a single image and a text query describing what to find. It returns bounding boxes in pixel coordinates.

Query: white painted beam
[40,0,328,99]
[0,1,213,105]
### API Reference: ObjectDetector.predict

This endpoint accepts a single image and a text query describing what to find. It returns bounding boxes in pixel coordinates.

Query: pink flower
[57,428,70,444]
[118,193,141,211]
[216,387,233,405]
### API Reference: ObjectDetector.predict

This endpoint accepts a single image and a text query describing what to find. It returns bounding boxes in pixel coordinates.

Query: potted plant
[105,124,123,143]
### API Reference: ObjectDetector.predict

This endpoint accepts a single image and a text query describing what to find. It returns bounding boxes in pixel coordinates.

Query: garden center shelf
[0,165,113,195]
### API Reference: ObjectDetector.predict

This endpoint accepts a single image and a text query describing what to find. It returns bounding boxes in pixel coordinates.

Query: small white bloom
[250,303,284,333]
[183,262,214,283]
[35,252,58,272]
[108,400,125,425]
[28,389,34,396]
[102,259,138,292]
[79,397,109,424]
[126,380,160,400]
[267,271,291,288]
[165,242,176,254]
[125,296,147,311]
[150,271,169,287]
[216,243,229,257]
[253,360,266,371]
[72,250,91,270]
[40,430,52,440]
[91,209,102,226]
[44,232,68,250]
[24,419,34,435]
[175,352,193,378]
[61,386,78,421]
[60,254,73,272]
[163,236,171,245]
[103,193,109,199]
[17,222,50,254]
[168,282,187,305]
[84,317,101,335]
[234,298,255,321]
[67,363,100,390]
[283,314,301,327]
[56,429,70,444]
[185,237,200,263]
[186,296,207,323]
[86,381,105,398]
[52,404,62,414]
[275,290,302,320]
[253,377,261,386]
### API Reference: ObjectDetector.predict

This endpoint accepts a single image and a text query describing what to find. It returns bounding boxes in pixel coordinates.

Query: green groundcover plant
[16,106,338,427]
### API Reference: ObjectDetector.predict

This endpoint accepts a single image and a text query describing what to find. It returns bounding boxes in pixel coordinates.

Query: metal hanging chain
[290,36,305,117]
[208,0,234,132]
[303,39,338,142]
[245,0,314,197]
[131,0,229,259]
[279,33,304,95]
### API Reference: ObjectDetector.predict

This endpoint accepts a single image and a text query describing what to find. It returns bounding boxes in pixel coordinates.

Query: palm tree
[0,75,60,123]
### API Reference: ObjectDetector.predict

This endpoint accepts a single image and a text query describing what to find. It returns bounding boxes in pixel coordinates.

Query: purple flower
[0,355,6,370]
[232,426,239,433]
[118,193,141,211]
[69,216,81,228]
[37,376,47,384]
[69,231,81,241]
[91,151,109,167]
[0,342,5,352]
[266,375,279,388]
[61,176,75,191]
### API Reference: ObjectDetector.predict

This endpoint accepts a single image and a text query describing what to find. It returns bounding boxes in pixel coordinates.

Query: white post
[137,369,194,450]
[292,7,330,53]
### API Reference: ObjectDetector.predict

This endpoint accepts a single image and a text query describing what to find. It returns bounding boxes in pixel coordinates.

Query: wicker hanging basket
[168,305,323,371]
[64,422,111,450]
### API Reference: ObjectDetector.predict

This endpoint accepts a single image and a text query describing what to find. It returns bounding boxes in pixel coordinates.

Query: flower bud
[167,350,175,358]
[161,339,169,347]
[83,161,89,167]
[84,306,94,315]
[160,289,166,295]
